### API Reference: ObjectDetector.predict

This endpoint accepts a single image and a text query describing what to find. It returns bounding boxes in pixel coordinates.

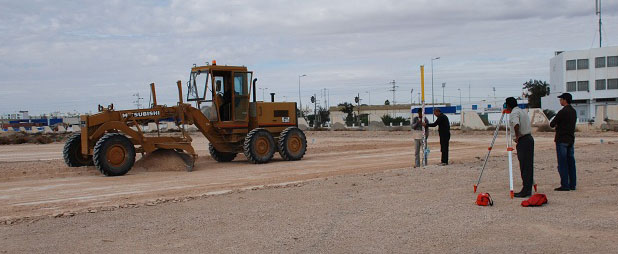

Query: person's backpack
[476,193,493,206]
[521,193,548,207]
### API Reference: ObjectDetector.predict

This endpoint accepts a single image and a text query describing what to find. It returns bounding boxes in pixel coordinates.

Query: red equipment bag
[521,193,548,207]
[476,193,493,206]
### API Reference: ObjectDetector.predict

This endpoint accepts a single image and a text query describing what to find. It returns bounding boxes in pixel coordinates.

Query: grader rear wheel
[243,128,275,164]
[278,127,307,161]
[63,133,94,167]
[93,133,136,176]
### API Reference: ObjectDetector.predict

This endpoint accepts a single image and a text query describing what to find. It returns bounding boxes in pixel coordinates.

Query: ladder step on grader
[63,61,307,176]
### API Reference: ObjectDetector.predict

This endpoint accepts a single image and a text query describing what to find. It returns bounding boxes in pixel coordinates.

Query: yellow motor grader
[63,61,307,176]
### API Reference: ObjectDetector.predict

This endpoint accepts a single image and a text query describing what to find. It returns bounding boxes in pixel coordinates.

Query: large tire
[93,133,136,176]
[209,143,237,162]
[278,127,307,161]
[63,133,94,167]
[243,128,275,164]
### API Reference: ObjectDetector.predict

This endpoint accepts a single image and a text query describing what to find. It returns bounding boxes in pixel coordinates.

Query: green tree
[523,79,550,108]
[384,100,390,105]
[338,102,357,126]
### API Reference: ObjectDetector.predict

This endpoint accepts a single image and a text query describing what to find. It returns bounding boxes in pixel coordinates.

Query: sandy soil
[1,130,617,253]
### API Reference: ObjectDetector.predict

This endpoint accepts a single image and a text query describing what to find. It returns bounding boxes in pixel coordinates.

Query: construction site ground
[1,130,618,253]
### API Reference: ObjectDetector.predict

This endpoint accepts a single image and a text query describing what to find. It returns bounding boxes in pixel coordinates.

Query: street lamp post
[410,88,414,104]
[431,57,440,120]
[298,74,307,116]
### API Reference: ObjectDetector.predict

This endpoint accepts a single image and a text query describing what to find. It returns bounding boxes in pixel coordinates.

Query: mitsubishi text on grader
[63,61,307,176]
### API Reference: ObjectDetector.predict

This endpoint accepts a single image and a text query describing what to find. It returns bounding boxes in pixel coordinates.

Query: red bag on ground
[521,193,548,207]
[476,193,493,206]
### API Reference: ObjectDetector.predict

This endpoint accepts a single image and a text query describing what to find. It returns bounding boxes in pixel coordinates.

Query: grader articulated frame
[63,62,307,176]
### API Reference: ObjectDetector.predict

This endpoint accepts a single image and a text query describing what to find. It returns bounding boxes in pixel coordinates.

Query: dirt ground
[1,130,617,253]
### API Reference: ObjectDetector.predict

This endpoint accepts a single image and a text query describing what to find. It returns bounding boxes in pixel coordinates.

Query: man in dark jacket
[550,93,577,191]
[423,108,450,165]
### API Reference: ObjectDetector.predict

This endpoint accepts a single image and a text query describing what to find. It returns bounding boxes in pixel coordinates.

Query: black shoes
[514,191,531,198]
[554,187,570,191]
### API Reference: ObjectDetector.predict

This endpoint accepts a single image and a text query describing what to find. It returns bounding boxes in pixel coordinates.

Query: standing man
[505,97,534,198]
[550,93,577,191]
[423,108,450,165]
[411,110,428,168]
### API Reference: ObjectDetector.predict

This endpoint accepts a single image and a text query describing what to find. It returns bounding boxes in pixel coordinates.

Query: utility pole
[133,93,143,109]
[388,80,399,105]
[323,88,328,110]
[597,0,602,47]
[410,88,414,104]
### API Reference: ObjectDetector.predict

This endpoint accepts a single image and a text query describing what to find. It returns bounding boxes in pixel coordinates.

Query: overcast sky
[1,0,617,115]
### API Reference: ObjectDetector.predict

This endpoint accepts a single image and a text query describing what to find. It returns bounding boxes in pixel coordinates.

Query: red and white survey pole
[505,109,515,199]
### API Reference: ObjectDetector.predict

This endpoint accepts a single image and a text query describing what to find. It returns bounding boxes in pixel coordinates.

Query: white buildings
[543,46,618,122]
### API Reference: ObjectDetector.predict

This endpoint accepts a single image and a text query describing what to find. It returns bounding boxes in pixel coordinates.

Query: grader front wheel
[63,133,94,167]
[93,133,136,176]
[209,143,237,162]
[243,128,275,164]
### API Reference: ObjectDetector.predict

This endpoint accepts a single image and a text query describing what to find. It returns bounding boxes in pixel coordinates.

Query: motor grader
[63,61,307,176]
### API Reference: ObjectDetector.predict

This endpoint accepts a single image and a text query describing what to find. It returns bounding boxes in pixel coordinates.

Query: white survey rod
[506,111,514,199]
[420,65,427,166]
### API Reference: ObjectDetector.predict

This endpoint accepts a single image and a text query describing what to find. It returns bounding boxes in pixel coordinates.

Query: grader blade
[173,150,196,172]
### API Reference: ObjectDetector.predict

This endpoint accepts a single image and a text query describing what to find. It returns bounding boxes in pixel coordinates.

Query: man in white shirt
[506,97,534,198]
[411,110,428,168]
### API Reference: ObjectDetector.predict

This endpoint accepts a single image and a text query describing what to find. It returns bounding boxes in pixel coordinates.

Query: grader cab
[63,62,307,176]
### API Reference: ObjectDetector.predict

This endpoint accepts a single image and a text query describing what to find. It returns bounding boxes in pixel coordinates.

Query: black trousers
[516,134,534,192]
[439,133,450,164]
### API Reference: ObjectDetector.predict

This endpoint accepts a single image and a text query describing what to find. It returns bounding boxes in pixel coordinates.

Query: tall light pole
[442,82,446,104]
[298,74,307,116]
[431,57,440,120]
[492,87,496,105]
[259,87,269,101]
[457,88,462,111]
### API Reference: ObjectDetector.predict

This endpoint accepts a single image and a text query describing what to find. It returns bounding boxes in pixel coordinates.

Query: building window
[577,59,589,69]
[596,79,606,90]
[596,57,606,68]
[577,81,589,91]
[566,81,577,92]
[608,79,618,90]
[566,60,576,70]
[608,56,618,67]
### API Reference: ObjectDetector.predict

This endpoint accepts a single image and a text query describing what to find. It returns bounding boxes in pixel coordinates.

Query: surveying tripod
[473,109,536,199]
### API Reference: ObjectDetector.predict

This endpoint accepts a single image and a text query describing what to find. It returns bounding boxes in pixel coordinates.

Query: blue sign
[411,106,457,114]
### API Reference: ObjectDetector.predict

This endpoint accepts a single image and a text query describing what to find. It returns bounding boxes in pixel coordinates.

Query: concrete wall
[529,108,550,126]
[461,111,487,130]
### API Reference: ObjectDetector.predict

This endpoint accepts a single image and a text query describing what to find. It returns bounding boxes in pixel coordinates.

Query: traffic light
[355,96,359,103]
[310,96,315,103]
